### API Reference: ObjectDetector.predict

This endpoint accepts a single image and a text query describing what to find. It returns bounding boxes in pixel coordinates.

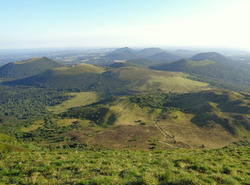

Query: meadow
[0,144,249,184]
[47,92,98,114]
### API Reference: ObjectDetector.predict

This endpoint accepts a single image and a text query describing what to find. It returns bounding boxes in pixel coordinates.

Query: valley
[0,47,249,184]
[2,0,250,183]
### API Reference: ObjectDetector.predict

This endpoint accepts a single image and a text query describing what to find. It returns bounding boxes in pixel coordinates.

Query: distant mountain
[0,57,65,79]
[109,47,136,54]
[105,47,184,63]
[173,49,199,58]
[105,51,141,60]
[126,58,161,67]
[109,62,137,68]
[150,59,216,71]
[110,58,161,68]
[137,48,166,57]
[190,52,229,63]
[104,47,142,60]
[149,52,181,62]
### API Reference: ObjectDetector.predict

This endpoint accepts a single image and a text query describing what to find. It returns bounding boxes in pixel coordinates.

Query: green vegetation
[0,145,249,184]
[0,57,65,79]
[61,105,116,127]
[0,55,249,184]
[109,61,139,68]
[149,52,181,62]
[47,92,98,114]
[0,85,71,135]
[150,59,250,92]
[130,91,250,136]
[5,66,211,99]
[52,63,105,75]
[187,59,216,67]
[190,52,228,63]
[126,58,160,67]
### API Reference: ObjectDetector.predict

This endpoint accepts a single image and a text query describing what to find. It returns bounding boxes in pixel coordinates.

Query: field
[117,67,211,93]
[47,92,97,114]
[0,144,249,184]
[138,74,210,93]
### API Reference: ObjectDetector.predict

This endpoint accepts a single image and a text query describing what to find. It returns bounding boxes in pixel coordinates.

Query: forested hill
[137,47,166,57]
[3,63,105,91]
[150,59,250,91]
[0,57,65,79]
[190,52,231,64]
[105,47,141,60]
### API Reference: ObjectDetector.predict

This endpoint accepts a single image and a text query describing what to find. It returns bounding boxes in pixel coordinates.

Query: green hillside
[1,59,249,152]
[4,65,211,96]
[0,133,26,152]
[110,58,162,68]
[149,52,181,62]
[105,47,141,60]
[137,47,166,57]
[190,52,230,63]
[0,57,65,79]
[115,67,210,93]
[53,63,105,74]
[126,58,161,67]
[130,90,250,137]
[0,141,26,152]
[150,59,216,71]
[0,56,249,185]
[109,61,138,68]
[12,90,249,150]
[47,92,98,114]
[150,59,250,91]
[4,63,105,90]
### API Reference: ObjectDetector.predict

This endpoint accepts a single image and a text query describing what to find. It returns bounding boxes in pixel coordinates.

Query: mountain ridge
[0,57,65,79]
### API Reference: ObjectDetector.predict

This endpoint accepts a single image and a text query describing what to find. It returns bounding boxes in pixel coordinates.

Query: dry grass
[157,111,237,149]
[109,98,153,126]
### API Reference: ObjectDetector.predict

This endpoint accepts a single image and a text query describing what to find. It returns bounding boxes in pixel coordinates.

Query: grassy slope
[187,59,216,67]
[5,65,211,94]
[52,63,105,75]
[156,111,236,148]
[150,59,250,92]
[116,67,210,93]
[0,142,26,152]
[0,133,26,152]
[19,90,249,150]
[0,145,249,184]
[4,63,104,90]
[47,92,98,114]
[0,57,65,79]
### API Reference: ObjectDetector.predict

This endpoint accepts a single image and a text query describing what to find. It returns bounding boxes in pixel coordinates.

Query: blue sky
[1,0,250,49]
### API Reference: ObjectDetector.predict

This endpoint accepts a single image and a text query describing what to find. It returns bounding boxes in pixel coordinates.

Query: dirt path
[153,119,174,138]
[152,116,179,149]
[158,141,179,149]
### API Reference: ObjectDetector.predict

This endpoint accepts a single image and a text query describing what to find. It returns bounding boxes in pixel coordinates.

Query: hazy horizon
[1,0,250,50]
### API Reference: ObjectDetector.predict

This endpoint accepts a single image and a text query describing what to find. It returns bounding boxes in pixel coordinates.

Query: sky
[1,0,250,50]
